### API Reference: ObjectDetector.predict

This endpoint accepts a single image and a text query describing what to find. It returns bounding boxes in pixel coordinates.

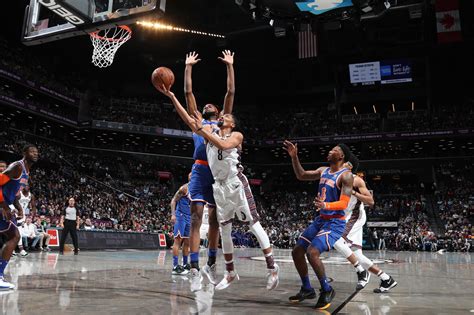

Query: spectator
[21,217,41,251]
[35,217,51,251]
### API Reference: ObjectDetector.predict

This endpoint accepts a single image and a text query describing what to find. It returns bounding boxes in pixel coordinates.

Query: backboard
[22,0,166,45]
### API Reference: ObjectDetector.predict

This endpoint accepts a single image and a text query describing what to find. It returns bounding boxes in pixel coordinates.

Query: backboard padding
[22,0,165,45]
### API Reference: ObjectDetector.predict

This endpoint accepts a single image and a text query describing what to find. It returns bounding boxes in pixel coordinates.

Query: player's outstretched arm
[353,177,374,207]
[189,112,243,150]
[283,140,322,181]
[219,50,235,115]
[184,52,201,115]
[160,85,198,131]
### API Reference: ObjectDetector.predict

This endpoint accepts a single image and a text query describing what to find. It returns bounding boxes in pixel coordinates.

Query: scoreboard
[349,60,412,86]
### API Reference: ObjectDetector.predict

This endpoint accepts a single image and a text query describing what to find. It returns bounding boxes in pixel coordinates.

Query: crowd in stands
[91,95,474,141]
[2,34,474,143]
[0,37,80,99]
[434,161,473,252]
[1,123,473,252]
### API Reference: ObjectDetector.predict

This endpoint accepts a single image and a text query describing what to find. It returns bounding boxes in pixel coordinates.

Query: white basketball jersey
[19,191,32,215]
[206,130,242,181]
[344,175,365,222]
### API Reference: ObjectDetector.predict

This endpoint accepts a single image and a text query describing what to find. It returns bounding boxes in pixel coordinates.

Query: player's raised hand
[159,84,174,98]
[283,140,298,158]
[218,50,234,65]
[186,51,201,66]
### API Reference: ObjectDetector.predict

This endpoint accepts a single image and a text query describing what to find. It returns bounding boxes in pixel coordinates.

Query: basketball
[151,67,175,92]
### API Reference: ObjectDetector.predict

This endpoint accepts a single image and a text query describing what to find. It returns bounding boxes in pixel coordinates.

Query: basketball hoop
[89,25,132,68]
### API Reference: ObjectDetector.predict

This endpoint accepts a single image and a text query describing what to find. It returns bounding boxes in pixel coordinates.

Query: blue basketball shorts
[297,217,346,253]
[189,163,215,206]
[173,212,191,238]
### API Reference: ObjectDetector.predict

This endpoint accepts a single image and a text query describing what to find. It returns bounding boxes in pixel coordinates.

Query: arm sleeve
[0,173,10,185]
[324,194,350,211]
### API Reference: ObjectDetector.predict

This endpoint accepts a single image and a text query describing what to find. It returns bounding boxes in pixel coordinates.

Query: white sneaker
[20,250,28,257]
[266,263,280,290]
[215,270,239,290]
[0,278,15,290]
[190,268,203,292]
[202,263,218,285]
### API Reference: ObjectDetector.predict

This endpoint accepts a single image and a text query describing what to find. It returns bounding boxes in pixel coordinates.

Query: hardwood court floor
[1,248,472,314]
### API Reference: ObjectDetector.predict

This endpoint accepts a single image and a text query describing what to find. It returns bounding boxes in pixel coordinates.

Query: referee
[59,197,80,255]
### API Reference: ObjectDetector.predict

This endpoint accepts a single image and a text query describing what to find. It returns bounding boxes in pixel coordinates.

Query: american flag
[298,23,318,59]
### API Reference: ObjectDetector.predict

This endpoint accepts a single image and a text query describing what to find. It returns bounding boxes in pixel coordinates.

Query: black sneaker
[289,286,316,303]
[374,276,397,293]
[356,270,370,290]
[183,263,191,271]
[314,288,335,310]
[172,265,183,275]
[180,265,189,275]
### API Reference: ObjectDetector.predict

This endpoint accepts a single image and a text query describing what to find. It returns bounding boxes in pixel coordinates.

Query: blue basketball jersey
[1,160,29,205]
[318,167,349,217]
[192,120,218,161]
[176,193,191,216]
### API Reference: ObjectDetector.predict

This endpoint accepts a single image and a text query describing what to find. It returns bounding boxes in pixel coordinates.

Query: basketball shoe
[374,276,397,293]
[266,263,280,290]
[314,288,335,310]
[289,286,316,303]
[190,268,203,292]
[356,270,370,290]
[215,270,239,290]
[202,263,218,285]
[0,278,15,290]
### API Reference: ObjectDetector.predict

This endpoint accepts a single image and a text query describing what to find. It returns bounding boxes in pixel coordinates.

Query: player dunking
[283,140,353,310]
[0,144,38,289]
[170,173,192,275]
[333,155,397,293]
[161,50,235,291]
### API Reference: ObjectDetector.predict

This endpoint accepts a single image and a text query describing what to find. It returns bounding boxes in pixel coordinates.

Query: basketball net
[89,25,132,68]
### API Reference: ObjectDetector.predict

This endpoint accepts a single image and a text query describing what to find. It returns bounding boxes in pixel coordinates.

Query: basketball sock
[264,252,275,269]
[301,275,312,291]
[225,260,234,272]
[173,256,179,267]
[0,259,8,278]
[354,261,364,273]
[190,252,200,270]
[183,255,188,265]
[319,276,332,292]
[207,249,217,266]
[377,270,390,281]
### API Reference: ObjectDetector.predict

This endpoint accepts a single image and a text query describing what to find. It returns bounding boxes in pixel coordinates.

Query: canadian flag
[436,0,462,43]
